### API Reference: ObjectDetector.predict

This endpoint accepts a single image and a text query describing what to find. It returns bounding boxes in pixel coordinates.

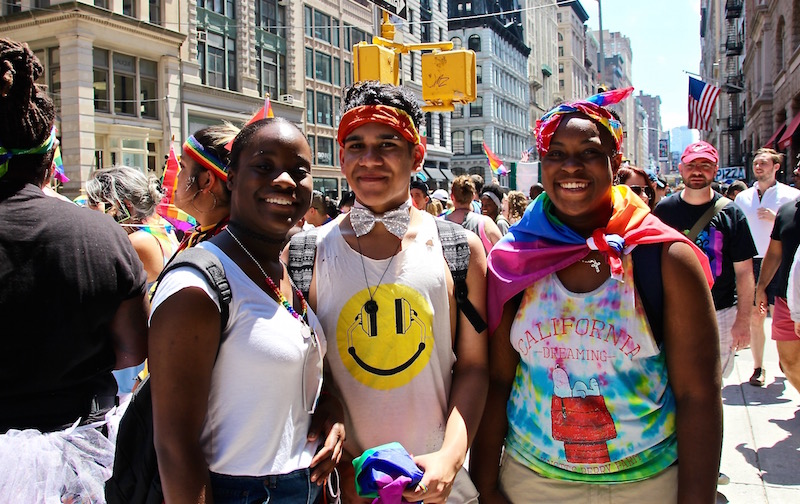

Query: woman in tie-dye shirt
[471,89,722,503]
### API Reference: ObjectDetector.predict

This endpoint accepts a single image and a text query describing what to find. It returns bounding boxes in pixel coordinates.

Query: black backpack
[287,219,487,334]
[105,247,231,504]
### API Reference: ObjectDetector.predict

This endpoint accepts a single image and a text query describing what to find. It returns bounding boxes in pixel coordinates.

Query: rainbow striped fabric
[156,143,197,232]
[482,142,508,176]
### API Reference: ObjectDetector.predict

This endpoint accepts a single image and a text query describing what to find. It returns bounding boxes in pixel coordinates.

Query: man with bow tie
[287,81,489,503]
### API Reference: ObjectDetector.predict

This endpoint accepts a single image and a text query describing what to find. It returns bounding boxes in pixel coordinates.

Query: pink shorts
[771,297,799,341]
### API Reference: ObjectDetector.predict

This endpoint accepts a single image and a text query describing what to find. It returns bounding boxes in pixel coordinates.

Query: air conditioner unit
[279,94,294,104]
[277,0,288,5]
[197,31,207,42]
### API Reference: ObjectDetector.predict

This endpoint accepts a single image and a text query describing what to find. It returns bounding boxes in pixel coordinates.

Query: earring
[191,190,217,214]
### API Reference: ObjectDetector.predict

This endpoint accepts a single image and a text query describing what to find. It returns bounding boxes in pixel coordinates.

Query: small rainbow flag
[52,144,69,183]
[482,142,508,176]
[156,143,197,232]
[225,95,275,151]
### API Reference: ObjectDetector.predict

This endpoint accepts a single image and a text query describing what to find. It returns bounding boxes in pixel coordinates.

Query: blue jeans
[209,467,322,504]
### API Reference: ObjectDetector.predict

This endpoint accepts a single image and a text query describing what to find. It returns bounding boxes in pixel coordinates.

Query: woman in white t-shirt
[149,118,344,503]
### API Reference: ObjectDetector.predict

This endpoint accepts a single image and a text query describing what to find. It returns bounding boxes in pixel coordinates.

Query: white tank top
[314,213,455,458]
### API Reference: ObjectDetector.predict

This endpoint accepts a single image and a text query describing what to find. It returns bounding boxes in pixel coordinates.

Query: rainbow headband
[534,87,634,156]
[183,135,228,181]
[0,125,58,179]
[337,105,421,147]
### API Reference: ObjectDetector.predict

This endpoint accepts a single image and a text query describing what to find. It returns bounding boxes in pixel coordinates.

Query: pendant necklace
[581,258,602,273]
[226,227,308,323]
[355,234,403,315]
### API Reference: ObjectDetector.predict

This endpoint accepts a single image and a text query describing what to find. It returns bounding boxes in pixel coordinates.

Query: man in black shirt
[654,141,757,379]
[754,197,800,392]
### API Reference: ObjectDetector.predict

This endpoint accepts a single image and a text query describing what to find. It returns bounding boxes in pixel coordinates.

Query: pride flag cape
[156,143,197,232]
[224,95,275,151]
[482,142,508,176]
[352,442,423,502]
[486,185,714,333]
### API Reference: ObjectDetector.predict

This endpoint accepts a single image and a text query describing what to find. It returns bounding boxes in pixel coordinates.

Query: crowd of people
[4,36,800,504]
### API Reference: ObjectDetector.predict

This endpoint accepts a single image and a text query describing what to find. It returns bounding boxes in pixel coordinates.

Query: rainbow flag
[225,95,275,151]
[52,145,69,183]
[156,143,197,232]
[482,142,508,176]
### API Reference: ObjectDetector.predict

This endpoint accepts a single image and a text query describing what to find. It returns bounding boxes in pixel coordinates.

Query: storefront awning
[763,124,787,149]
[423,167,446,182]
[778,114,800,149]
[439,167,454,182]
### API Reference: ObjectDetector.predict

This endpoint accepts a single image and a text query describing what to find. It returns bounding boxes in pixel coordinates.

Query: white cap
[431,189,449,202]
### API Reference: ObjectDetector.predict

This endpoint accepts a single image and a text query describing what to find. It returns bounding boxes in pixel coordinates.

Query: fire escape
[725,0,744,166]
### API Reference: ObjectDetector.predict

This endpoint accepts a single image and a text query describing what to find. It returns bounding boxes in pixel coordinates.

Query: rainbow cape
[482,142,508,176]
[224,95,275,151]
[486,185,713,333]
[156,143,197,232]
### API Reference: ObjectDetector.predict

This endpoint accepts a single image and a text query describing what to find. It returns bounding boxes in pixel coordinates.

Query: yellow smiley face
[336,283,434,390]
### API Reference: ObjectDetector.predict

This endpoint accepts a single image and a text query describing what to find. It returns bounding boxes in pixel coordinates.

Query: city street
[718,318,800,503]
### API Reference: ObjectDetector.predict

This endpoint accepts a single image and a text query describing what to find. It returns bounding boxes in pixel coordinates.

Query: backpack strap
[631,243,663,347]
[686,196,731,242]
[153,247,231,330]
[435,219,488,334]
[287,229,319,300]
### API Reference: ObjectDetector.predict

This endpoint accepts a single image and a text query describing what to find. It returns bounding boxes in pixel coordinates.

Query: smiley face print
[336,283,434,390]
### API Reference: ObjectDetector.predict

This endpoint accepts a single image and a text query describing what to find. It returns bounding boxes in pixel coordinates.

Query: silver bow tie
[350,201,412,239]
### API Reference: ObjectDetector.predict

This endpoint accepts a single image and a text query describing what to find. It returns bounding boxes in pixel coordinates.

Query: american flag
[688,76,720,131]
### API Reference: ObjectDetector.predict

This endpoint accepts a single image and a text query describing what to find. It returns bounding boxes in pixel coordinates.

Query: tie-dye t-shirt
[505,254,677,482]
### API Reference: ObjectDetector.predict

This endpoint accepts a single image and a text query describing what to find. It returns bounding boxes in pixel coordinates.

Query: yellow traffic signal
[353,43,399,85]
[421,50,476,109]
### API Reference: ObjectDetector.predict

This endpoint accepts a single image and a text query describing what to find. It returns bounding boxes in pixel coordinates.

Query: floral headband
[337,105,421,147]
[534,87,634,156]
[182,135,228,181]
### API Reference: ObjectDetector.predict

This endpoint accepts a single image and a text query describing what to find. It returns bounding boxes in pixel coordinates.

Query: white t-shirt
[735,183,800,257]
[150,242,326,477]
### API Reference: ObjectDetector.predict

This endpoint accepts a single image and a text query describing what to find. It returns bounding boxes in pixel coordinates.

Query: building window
[198,30,236,91]
[452,104,463,119]
[777,17,786,71]
[439,114,445,147]
[470,96,483,117]
[410,52,415,81]
[332,18,340,47]
[476,64,482,84]
[344,60,352,87]
[4,0,21,13]
[257,47,285,98]
[315,52,332,82]
[468,35,481,52]
[451,36,462,49]
[559,79,564,89]
[93,49,109,112]
[304,6,313,37]
[317,137,334,166]
[257,0,284,37]
[470,130,483,154]
[314,10,331,43]
[333,57,341,86]
[308,135,315,163]
[198,0,235,17]
[558,46,564,57]
[344,23,352,50]
[558,63,564,73]
[305,48,314,78]
[452,131,465,155]
[558,33,563,42]
[317,92,333,126]
[113,53,136,115]
[139,58,158,118]
[425,112,433,141]
[421,21,431,43]
[557,12,562,22]
[123,0,135,17]
[306,90,314,123]
[148,0,161,24]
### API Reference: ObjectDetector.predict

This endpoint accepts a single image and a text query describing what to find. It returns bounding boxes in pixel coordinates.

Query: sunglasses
[301,324,324,415]
[628,185,654,200]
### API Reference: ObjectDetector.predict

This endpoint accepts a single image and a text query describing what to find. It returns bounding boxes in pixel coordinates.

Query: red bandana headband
[337,105,421,147]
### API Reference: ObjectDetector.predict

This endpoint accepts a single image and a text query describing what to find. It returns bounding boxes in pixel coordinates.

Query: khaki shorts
[498,452,678,504]
[716,305,737,378]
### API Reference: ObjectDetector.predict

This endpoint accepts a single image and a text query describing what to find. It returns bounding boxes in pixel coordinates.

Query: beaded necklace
[226,227,308,322]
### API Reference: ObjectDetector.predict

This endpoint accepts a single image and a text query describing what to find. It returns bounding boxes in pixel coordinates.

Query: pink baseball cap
[681,141,719,164]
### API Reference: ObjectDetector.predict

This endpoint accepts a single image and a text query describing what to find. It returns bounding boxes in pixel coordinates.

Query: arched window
[469,165,485,176]
[452,131,465,155]
[451,37,462,50]
[468,34,481,52]
[558,32,563,42]
[452,166,467,177]
[777,17,786,71]
[470,130,483,154]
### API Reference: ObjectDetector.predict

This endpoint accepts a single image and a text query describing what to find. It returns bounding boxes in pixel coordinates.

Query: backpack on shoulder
[105,247,231,504]
[287,219,488,334]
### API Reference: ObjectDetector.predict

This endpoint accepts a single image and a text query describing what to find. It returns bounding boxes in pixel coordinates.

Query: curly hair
[506,190,528,222]
[0,38,55,184]
[340,81,425,133]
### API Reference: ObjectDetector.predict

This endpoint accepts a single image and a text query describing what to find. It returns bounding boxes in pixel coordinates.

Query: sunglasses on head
[628,185,654,200]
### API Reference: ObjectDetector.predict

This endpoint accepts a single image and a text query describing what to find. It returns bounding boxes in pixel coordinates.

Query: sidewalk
[718,318,800,503]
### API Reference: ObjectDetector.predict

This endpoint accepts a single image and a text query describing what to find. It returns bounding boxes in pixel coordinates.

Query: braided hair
[0,38,55,185]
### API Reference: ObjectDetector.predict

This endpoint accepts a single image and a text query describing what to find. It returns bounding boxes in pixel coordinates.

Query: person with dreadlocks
[173,123,240,250]
[0,38,148,501]
[471,88,722,503]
